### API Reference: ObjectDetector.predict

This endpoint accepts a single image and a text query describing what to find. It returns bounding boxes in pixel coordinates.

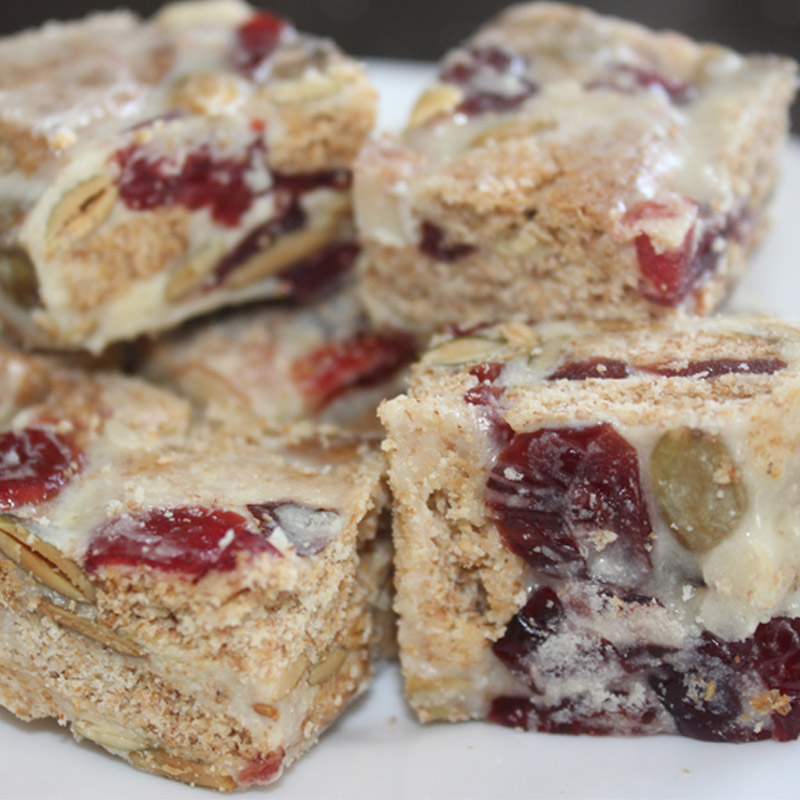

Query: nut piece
[307,645,348,686]
[272,653,309,701]
[40,600,146,658]
[470,118,558,148]
[170,71,244,115]
[0,515,96,603]
[408,84,464,127]
[0,247,39,309]
[129,750,237,791]
[423,336,508,368]
[651,427,747,552]
[225,222,344,291]
[46,175,117,252]
[73,717,148,752]
[164,242,229,302]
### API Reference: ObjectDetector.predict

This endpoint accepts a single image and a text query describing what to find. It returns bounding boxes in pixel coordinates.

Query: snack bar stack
[0,0,376,352]
[142,285,417,436]
[380,316,800,742]
[355,3,797,338]
[0,345,391,788]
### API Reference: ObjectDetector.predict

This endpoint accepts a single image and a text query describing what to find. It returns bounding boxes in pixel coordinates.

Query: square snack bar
[355,3,797,337]
[142,285,417,435]
[380,316,800,742]
[0,346,390,788]
[0,0,376,352]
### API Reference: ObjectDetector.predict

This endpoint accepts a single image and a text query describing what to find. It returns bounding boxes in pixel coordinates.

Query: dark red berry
[236,748,285,786]
[230,11,290,78]
[486,424,652,582]
[636,226,697,306]
[492,587,563,688]
[645,358,786,379]
[464,363,514,446]
[0,429,81,509]
[290,331,416,411]
[547,358,631,381]
[420,222,476,262]
[84,507,276,581]
[114,141,265,227]
[486,696,535,730]
[278,242,360,301]
[587,63,695,105]
[439,45,538,118]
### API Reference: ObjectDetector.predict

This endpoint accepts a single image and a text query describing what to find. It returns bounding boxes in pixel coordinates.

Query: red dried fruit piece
[0,428,81,509]
[114,141,264,227]
[648,666,764,743]
[236,748,284,786]
[486,424,652,582]
[290,331,416,411]
[492,587,563,689]
[230,11,290,78]
[279,242,360,301]
[84,507,275,581]
[645,358,786,379]
[248,501,341,557]
[420,222,476,262]
[636,225,697,306]
[439,44,538,117]
[547,358,631,381]
[464,363,514,446]
[587,63,695,105]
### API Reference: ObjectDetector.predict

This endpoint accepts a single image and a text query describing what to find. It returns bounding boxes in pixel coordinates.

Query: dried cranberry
[587,63,695,105]
[236,748,284,786]
[248,501,341,557]
[439,45,538,117]
[273,170,352,195]
[751,617,800,696]
[279,242,360,301]
[486,696,536,730]
[0,429,81,509]
[440,45,523,85]
[648,666,764,743]
[645,358,786,379]
[485,425,652,582]
[420,222,476,262]
[636,226,697,306]
[547,358,631,381]
[290,331,416,411]
[464,363,514,446]
[230,11,290,78]
[114,141,264,227]
[492,587,563,688]
[84,507,276,581]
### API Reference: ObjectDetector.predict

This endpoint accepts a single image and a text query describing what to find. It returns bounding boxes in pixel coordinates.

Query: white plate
[4,61,800,800]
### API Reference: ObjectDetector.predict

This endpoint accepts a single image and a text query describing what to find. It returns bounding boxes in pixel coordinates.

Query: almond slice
[73,717,148,752]
[46,175,117,252]
[225,222,342,291]
[422,336,508,368]
[129,750,237,791]
[272,653,309,701]
[0,515,96,603]
[307,645,347,686]
[408,84,464,127]
[164,242,228,302]
[0,247,39,309]
[469,118,557,149]
[40,600,146,658]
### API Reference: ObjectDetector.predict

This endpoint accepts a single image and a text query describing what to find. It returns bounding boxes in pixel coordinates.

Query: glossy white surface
[3,60,800,800]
